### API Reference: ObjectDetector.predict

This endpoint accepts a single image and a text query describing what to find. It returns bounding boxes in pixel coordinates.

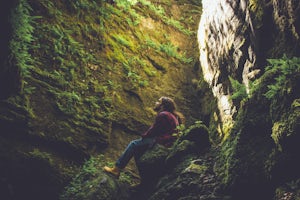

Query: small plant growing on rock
[229,76,248,103]
[264,55,300,100]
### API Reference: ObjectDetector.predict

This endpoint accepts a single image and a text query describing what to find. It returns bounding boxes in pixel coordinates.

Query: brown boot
[103,166,120,178]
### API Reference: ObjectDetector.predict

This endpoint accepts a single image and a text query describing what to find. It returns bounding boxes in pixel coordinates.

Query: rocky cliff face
[0,0,213,199]
[197,0,300,199]
[198,0,258,129]
[198,0,300,134]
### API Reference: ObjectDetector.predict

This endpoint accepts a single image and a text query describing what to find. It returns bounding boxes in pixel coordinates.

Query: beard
[153,103,162,112]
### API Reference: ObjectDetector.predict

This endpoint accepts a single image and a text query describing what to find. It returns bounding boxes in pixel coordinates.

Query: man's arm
[142,112,167,138]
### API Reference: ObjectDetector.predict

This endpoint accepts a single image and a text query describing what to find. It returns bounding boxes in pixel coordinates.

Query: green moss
[271,122,284,151]
[184,162,208,174]
[60,156,101,200]
[215,134,239,185]
[215,55,300,190]
[60,155,131,200]
[53,91,81,116]
[112,34,136,52]
[221,120,234,142]
[2,92,35,121]
[292,99,300,109]
[141,144,170,163]
[26,0,201,126]
[138,0,194,35]
[10,0,36,78]
[270,98,300,152]
[28,148,54,165]
[249,0,264,28]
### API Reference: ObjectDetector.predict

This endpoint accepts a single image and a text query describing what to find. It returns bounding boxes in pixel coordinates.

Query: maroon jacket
[141,111,179,147]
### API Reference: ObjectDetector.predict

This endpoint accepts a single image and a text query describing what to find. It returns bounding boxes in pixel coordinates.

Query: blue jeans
[116,137,155,169]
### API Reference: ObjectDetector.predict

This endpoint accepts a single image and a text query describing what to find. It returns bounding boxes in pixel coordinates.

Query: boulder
[135,144,170,185]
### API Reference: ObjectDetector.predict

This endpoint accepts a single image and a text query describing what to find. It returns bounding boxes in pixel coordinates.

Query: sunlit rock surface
[198,0,300,128]
[198,0,258,125]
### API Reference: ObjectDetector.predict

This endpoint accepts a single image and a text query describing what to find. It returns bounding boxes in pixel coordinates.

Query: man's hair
[161,97,185,125]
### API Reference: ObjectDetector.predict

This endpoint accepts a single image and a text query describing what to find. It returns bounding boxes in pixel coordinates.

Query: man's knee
[129,139,139,148]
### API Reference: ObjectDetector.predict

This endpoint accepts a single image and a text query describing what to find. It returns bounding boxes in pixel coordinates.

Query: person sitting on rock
[103,96,185,178]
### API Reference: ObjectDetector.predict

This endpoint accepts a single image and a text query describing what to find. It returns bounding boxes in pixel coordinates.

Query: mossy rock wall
[198,0,300,197]
[215,57,300,199]
[0,0,218,199]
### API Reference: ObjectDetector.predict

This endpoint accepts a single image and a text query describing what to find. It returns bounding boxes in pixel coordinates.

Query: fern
[229,76,248,102]
[52,90,81,115]
[139,0,192,35]
[160,42,178,57]
[9,0,36,77]
[264,55,300,100]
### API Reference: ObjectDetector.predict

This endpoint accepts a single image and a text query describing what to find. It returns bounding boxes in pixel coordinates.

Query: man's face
[153,97,163,112]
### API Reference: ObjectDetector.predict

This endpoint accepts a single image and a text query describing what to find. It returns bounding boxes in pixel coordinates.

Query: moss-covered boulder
[135,144,170,186]
[166,140,197,167]
[145,144,228,200]
[166,121,210,166]
[60,155,134,200]
[178,121,211,149]
[136,121,211,184]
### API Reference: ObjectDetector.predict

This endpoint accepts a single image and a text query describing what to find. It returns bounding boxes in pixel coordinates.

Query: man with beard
[103,96,185,178]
